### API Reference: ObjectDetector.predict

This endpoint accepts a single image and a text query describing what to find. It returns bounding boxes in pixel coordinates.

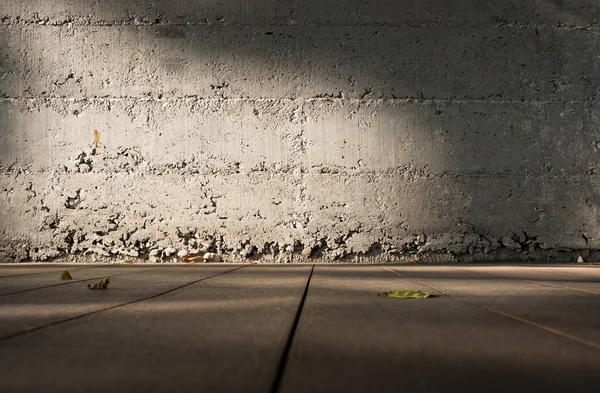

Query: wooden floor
[0,264,599,392]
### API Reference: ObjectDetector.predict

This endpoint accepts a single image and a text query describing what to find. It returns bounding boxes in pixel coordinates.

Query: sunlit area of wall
[0,1,599,262]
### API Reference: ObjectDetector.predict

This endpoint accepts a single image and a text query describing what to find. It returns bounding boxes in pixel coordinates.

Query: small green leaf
[378,290,434,299]
[60,270,73,280]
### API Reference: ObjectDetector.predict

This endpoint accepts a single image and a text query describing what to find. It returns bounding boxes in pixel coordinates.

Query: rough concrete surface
[0,1,599,263]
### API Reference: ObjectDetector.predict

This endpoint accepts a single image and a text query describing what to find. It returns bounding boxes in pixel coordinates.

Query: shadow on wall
[0,0,599,261]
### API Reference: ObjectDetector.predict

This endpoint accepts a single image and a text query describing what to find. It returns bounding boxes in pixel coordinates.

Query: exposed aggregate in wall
[0,1,599,263]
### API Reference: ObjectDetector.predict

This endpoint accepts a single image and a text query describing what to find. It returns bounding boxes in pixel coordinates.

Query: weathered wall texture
[1,1,599,262]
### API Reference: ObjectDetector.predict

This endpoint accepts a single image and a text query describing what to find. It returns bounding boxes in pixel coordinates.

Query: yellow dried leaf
[378,290,434,299]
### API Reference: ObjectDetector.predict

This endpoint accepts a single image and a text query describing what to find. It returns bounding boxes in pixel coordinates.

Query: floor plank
[0,265,159,295]
[280,266,600,393]
[455,265,600,294]
[0,265,78,278]
[392,266,600,346]
[0,265,238,339]
[0,265,311,393]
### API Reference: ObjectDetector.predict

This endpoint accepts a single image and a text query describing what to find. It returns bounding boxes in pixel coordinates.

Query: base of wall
[1,241,597,264]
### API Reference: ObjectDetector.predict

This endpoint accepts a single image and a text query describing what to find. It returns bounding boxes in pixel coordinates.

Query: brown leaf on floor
[407,256,421,263]
[182,256,204,263]
[88,278,110,290]
[60,270,73,280]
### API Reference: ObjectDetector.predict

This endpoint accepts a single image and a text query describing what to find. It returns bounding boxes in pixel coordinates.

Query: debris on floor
[112,259,134,264]
[182,256,204,263]
[88,278,110,290]
[378,290,434,299]
[577,256,584,263]
[60,270,73,280]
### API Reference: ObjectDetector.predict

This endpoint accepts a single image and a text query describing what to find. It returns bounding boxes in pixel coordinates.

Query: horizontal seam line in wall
[1,21,599,31]
[0,171,597,179]
[0,97,594,105]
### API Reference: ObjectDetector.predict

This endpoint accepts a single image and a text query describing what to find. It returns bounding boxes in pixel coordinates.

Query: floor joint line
[270,264,315,393]
[453,266,600,296]
[383,266,600,352]
[0,265,248,342]
[0,268,156,297]
[0,266,91,280]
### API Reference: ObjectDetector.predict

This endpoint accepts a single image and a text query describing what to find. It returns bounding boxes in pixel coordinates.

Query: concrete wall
[1,1,599,262]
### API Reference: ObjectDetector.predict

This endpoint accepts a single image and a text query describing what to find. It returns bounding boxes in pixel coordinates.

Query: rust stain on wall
[92,129,103,153]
